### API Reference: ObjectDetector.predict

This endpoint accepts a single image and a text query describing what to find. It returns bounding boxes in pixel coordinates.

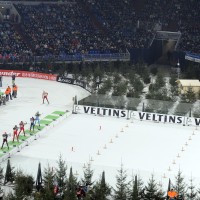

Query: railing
[83,53,130,61]
[0,52,130,64]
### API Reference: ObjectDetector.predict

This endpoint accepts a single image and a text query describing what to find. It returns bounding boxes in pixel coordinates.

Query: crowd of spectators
[84,0,154,49]
[174,0,200,54]
[15,3,120,57]
[178,23,200,54]
[134,0,200,54]
[0,0,199,62]
[0,22,31,61]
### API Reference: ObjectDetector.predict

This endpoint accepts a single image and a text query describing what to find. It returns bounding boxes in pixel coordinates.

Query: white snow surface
[0,76,200,190]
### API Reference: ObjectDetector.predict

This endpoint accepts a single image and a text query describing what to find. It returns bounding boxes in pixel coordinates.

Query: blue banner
[185,52,200,63]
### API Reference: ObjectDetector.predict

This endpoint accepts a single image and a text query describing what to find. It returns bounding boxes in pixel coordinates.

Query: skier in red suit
[42,90,49,104]
[13,125,19,142]
[18,121,26,137]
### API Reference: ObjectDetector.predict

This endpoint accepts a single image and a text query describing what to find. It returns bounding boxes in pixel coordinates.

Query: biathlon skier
[1,132,9,149]
[35,111,41,127]
[18,121,26,137]
[30,116,35,132]
[13,125,19,142]
[42,90,49,104]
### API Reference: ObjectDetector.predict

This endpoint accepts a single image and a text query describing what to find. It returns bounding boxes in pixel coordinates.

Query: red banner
[0,70,57,81]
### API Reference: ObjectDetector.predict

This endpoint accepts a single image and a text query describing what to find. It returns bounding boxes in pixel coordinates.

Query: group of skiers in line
[1,74,49,150]
[1,111,41,150]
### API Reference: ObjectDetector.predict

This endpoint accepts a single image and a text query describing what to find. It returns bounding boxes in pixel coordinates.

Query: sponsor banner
[131,111,200,126]
[130,110,184,124]
[74,79,86,88]
[74,105,128,118]
[57,76,92,93]
[57,76,74,84]
[185,52,200,63]
[75,105,200,126]
[0,70,57,81]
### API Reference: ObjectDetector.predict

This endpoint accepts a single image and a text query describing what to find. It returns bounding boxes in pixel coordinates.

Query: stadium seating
[0,0,199,62]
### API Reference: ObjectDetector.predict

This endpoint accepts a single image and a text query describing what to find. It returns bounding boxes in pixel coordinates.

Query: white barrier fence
[74,105,200,127]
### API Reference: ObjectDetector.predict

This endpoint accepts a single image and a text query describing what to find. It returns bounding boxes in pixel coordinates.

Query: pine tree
[136,175,144,199]
[55,155,67,194]
[169,74,177,87]
[72,63,79,80]
[144,174,157,200]
[34,163,43,199]
[92,171,111,200]
[186,177,197,200]
[156,181,165,200]
[64,167,77,200]
[113,164,129,200]
[112,82,128,96]
[4,192,16,200]
[41,164,55,200]
[131,175,139,200]
[174,169,186,198]
[184,86,196,103]
[166,178,171,199]
[132,77,144,93]
[14,170,34,199]
[155,73,165,88]
[196,187,200,200]
[98,78,112,94]
[36,162,42,192]
[144,174,163,200]
[82,162,94,200]
[130,175,139,200]
[93,64,104,82]
[83,162,94,186]
[4,159,15,185]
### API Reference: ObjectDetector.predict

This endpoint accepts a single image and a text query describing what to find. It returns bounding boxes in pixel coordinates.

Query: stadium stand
[0,0,199,62]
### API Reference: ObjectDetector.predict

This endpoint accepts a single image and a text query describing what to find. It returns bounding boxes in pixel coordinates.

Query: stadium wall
[0,69,57,81]
[56,75,92,93]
